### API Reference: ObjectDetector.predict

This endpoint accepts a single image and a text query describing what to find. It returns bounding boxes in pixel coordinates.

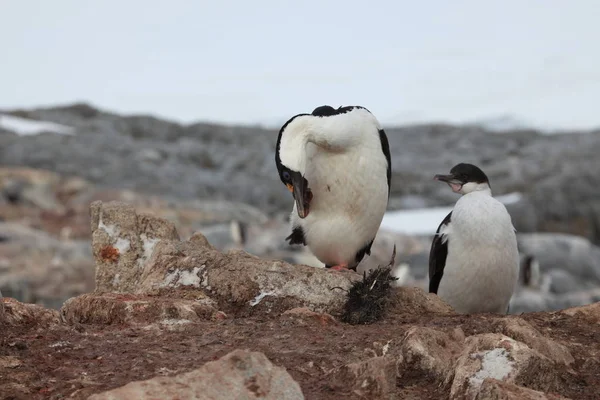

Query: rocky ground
[2,200,600,400]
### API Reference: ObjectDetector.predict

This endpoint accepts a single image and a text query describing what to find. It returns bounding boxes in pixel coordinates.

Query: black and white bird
[275,105,391,271]
[428,163,519,314]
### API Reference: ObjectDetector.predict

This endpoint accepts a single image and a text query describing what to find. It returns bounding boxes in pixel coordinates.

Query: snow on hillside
[381,192,523,235]
[0,114,74,136]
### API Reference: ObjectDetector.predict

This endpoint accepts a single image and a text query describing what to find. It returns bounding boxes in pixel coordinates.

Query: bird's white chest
[291,143,389,266]
[438,193,520,314]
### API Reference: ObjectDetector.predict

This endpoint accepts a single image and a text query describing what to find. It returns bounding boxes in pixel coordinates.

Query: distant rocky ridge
[2,103,600,244]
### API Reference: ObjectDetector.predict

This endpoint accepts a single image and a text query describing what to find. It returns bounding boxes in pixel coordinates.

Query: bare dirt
[2,306,600,400]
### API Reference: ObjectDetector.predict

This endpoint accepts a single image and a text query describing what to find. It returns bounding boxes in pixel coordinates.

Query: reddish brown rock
[60,293,220,326]
[1,297,60,327]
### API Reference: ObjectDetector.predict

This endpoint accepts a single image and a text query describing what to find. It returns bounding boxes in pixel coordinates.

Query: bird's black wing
[286,226,306,246]
[378,129,392,196]
[429,211,452,294]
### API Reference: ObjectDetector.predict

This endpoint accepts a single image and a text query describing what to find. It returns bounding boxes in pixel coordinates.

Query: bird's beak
[289,171,312,219]
[434,173,464,193]
[433,174,453,183]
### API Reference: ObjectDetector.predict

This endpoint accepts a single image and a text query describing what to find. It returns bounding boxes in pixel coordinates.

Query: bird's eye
[282,171,291,181]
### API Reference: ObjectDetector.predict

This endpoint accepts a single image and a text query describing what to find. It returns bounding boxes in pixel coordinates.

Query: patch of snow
[114,238,130,254]
[138,233,160,268]
[200,267,211,290]
[162,266,203,288]
[97,212,118,237]
[468,347,515,390]
[249,291,276,307]
[0,114,74,136]
[381,206,453,235]
[495,192,523,205]
[112,273,121,286]
[382,192,524,235]
[178,267,202,286]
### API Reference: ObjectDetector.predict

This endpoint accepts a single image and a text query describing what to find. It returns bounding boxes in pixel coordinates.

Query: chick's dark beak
[289,171,312,219]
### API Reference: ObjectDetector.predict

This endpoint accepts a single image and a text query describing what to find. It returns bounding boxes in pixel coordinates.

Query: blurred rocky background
[1,102,600,314]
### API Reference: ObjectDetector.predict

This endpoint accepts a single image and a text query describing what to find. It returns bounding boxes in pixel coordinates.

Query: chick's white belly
[437,247,519,314]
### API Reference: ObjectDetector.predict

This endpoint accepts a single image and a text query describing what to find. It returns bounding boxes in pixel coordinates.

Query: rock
[475,379,569,400]
[90,200,180,293]
[560,301,600,323]
[517,233,600,283]
[490,318,574,366]
[88,349,305,400]
[0,167,62,210]
[547,269,581,294]
[397,326,464,386]
[388,286,455,315]
[85,200,360,318]
[0,356,22,369]
[0,222,94,308]
[327,356,397,398]
[450,334,561,400]
[509,289,550,314]
[510,288,600,314]
[505,198,539,234]
[281,307,338,326]
[60,293,220,326]
[1,297,60,327]
[136,239,359,315]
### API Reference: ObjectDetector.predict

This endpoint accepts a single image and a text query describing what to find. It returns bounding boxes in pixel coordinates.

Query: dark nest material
[340,245,398,325]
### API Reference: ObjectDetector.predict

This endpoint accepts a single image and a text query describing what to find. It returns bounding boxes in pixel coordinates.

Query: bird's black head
[434,163,490,194]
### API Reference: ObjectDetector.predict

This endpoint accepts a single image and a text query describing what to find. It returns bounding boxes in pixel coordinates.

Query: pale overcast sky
[2,1,599,129]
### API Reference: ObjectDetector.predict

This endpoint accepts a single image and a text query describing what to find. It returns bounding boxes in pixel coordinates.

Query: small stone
[282,307,338,326]
[560,301,600,323]
[491,317,574,366]
[450,334,561,400]
[397,326,464,387]
[0,356,22,369]
[327,356,397,398]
